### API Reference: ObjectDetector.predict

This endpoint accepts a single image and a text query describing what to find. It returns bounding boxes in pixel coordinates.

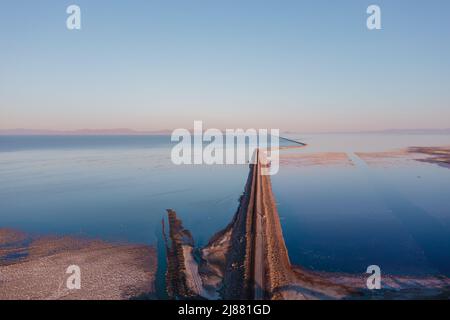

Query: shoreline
[163,149,450,300]
[0,229,157,300]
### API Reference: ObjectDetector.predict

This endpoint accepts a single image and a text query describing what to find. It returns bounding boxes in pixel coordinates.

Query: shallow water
[0,135,248,246]
[273,133,450,276]
[1,134,450,277]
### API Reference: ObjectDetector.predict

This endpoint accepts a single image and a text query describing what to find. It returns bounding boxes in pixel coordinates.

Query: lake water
[0,135,250,247]
[274,133,450,276]
[1,134,450,277]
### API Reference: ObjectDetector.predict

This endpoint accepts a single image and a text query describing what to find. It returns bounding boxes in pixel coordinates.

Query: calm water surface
[0,135,247,246]
[274,133,450,276]
[1,134,450,276]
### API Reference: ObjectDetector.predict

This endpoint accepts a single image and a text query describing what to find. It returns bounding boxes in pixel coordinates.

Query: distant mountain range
[0,128,449,135]
[368,128,450,134]
[0,128,173,135]
[282,128,450,135]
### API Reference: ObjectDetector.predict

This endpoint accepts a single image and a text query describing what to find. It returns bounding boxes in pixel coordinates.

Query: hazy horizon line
[1,127,450,136]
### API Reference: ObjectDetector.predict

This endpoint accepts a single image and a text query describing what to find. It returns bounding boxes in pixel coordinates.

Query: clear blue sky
[1,0,449,132]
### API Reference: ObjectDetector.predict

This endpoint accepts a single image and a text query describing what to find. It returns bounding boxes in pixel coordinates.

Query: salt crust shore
[0,229,157,300]
[357,146,450,168]
[280,152,353,167]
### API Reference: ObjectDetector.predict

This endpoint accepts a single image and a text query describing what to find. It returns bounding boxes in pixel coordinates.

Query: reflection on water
[0,135,248,246]
[273,133,450,276]
[1,134,450,277]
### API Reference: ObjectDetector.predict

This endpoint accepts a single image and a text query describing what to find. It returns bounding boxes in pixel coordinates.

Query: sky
[1,0,450,132]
